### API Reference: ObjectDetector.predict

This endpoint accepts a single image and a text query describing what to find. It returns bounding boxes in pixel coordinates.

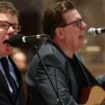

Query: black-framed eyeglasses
[0,21,21,32]
[60,19,83,28]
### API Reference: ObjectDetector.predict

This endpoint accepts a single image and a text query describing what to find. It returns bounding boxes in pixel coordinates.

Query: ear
[55,27,64,39]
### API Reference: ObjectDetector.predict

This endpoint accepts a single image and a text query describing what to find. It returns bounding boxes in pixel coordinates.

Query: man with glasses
[26,0,105,105]
[0,1,25,105]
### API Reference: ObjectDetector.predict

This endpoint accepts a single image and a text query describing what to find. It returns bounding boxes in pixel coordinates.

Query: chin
[5,49,13,55]
[79,42,85,48]
[6,46,13,51]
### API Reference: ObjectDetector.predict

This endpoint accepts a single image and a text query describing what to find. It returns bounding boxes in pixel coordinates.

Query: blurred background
[5,0,105,77]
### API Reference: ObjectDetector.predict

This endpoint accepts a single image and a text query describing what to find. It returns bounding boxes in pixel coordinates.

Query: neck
[60,46,74,58]
[53,41,74,58]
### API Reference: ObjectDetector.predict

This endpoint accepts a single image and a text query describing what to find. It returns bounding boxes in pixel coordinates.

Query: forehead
[62,9,82,23]
[0,13,18,23]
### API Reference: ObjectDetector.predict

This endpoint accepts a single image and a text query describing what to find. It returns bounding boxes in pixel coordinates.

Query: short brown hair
[0,1,19,17]
[42,0,75,39]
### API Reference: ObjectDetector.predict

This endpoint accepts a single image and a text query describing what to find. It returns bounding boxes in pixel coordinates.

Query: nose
[6,26,17,39]
[7,26,16,34]
[81,21,87,30]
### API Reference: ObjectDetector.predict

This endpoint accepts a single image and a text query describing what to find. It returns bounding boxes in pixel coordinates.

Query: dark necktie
[0,57,18,101]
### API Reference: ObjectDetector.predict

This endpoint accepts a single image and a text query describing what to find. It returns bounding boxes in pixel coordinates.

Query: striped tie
[0,57,18,101]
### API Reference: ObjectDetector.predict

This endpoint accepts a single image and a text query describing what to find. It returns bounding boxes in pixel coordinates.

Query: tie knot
[0,57,8,65]
[1,57,7,61]
[0,57,9,72]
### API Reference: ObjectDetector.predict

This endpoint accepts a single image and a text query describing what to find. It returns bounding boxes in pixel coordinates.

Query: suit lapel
[8,56,23,104]
[9,56,22,89]
[50,43,78,100]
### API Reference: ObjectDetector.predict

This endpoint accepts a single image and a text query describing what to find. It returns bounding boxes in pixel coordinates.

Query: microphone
[4,34,48,47]
[88,27,105,36]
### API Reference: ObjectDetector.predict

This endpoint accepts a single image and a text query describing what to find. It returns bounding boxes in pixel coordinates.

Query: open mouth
[79,35,84,40]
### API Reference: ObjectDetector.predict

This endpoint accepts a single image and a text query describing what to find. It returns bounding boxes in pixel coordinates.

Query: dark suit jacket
[0,56,26,105]
[26,41,105,105]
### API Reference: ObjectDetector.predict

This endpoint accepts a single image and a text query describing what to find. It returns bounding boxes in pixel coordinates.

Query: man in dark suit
[0,1,26,105]
[26,0,105,105]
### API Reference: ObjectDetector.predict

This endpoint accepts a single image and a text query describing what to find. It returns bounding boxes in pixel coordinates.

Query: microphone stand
[33,44,64,105]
